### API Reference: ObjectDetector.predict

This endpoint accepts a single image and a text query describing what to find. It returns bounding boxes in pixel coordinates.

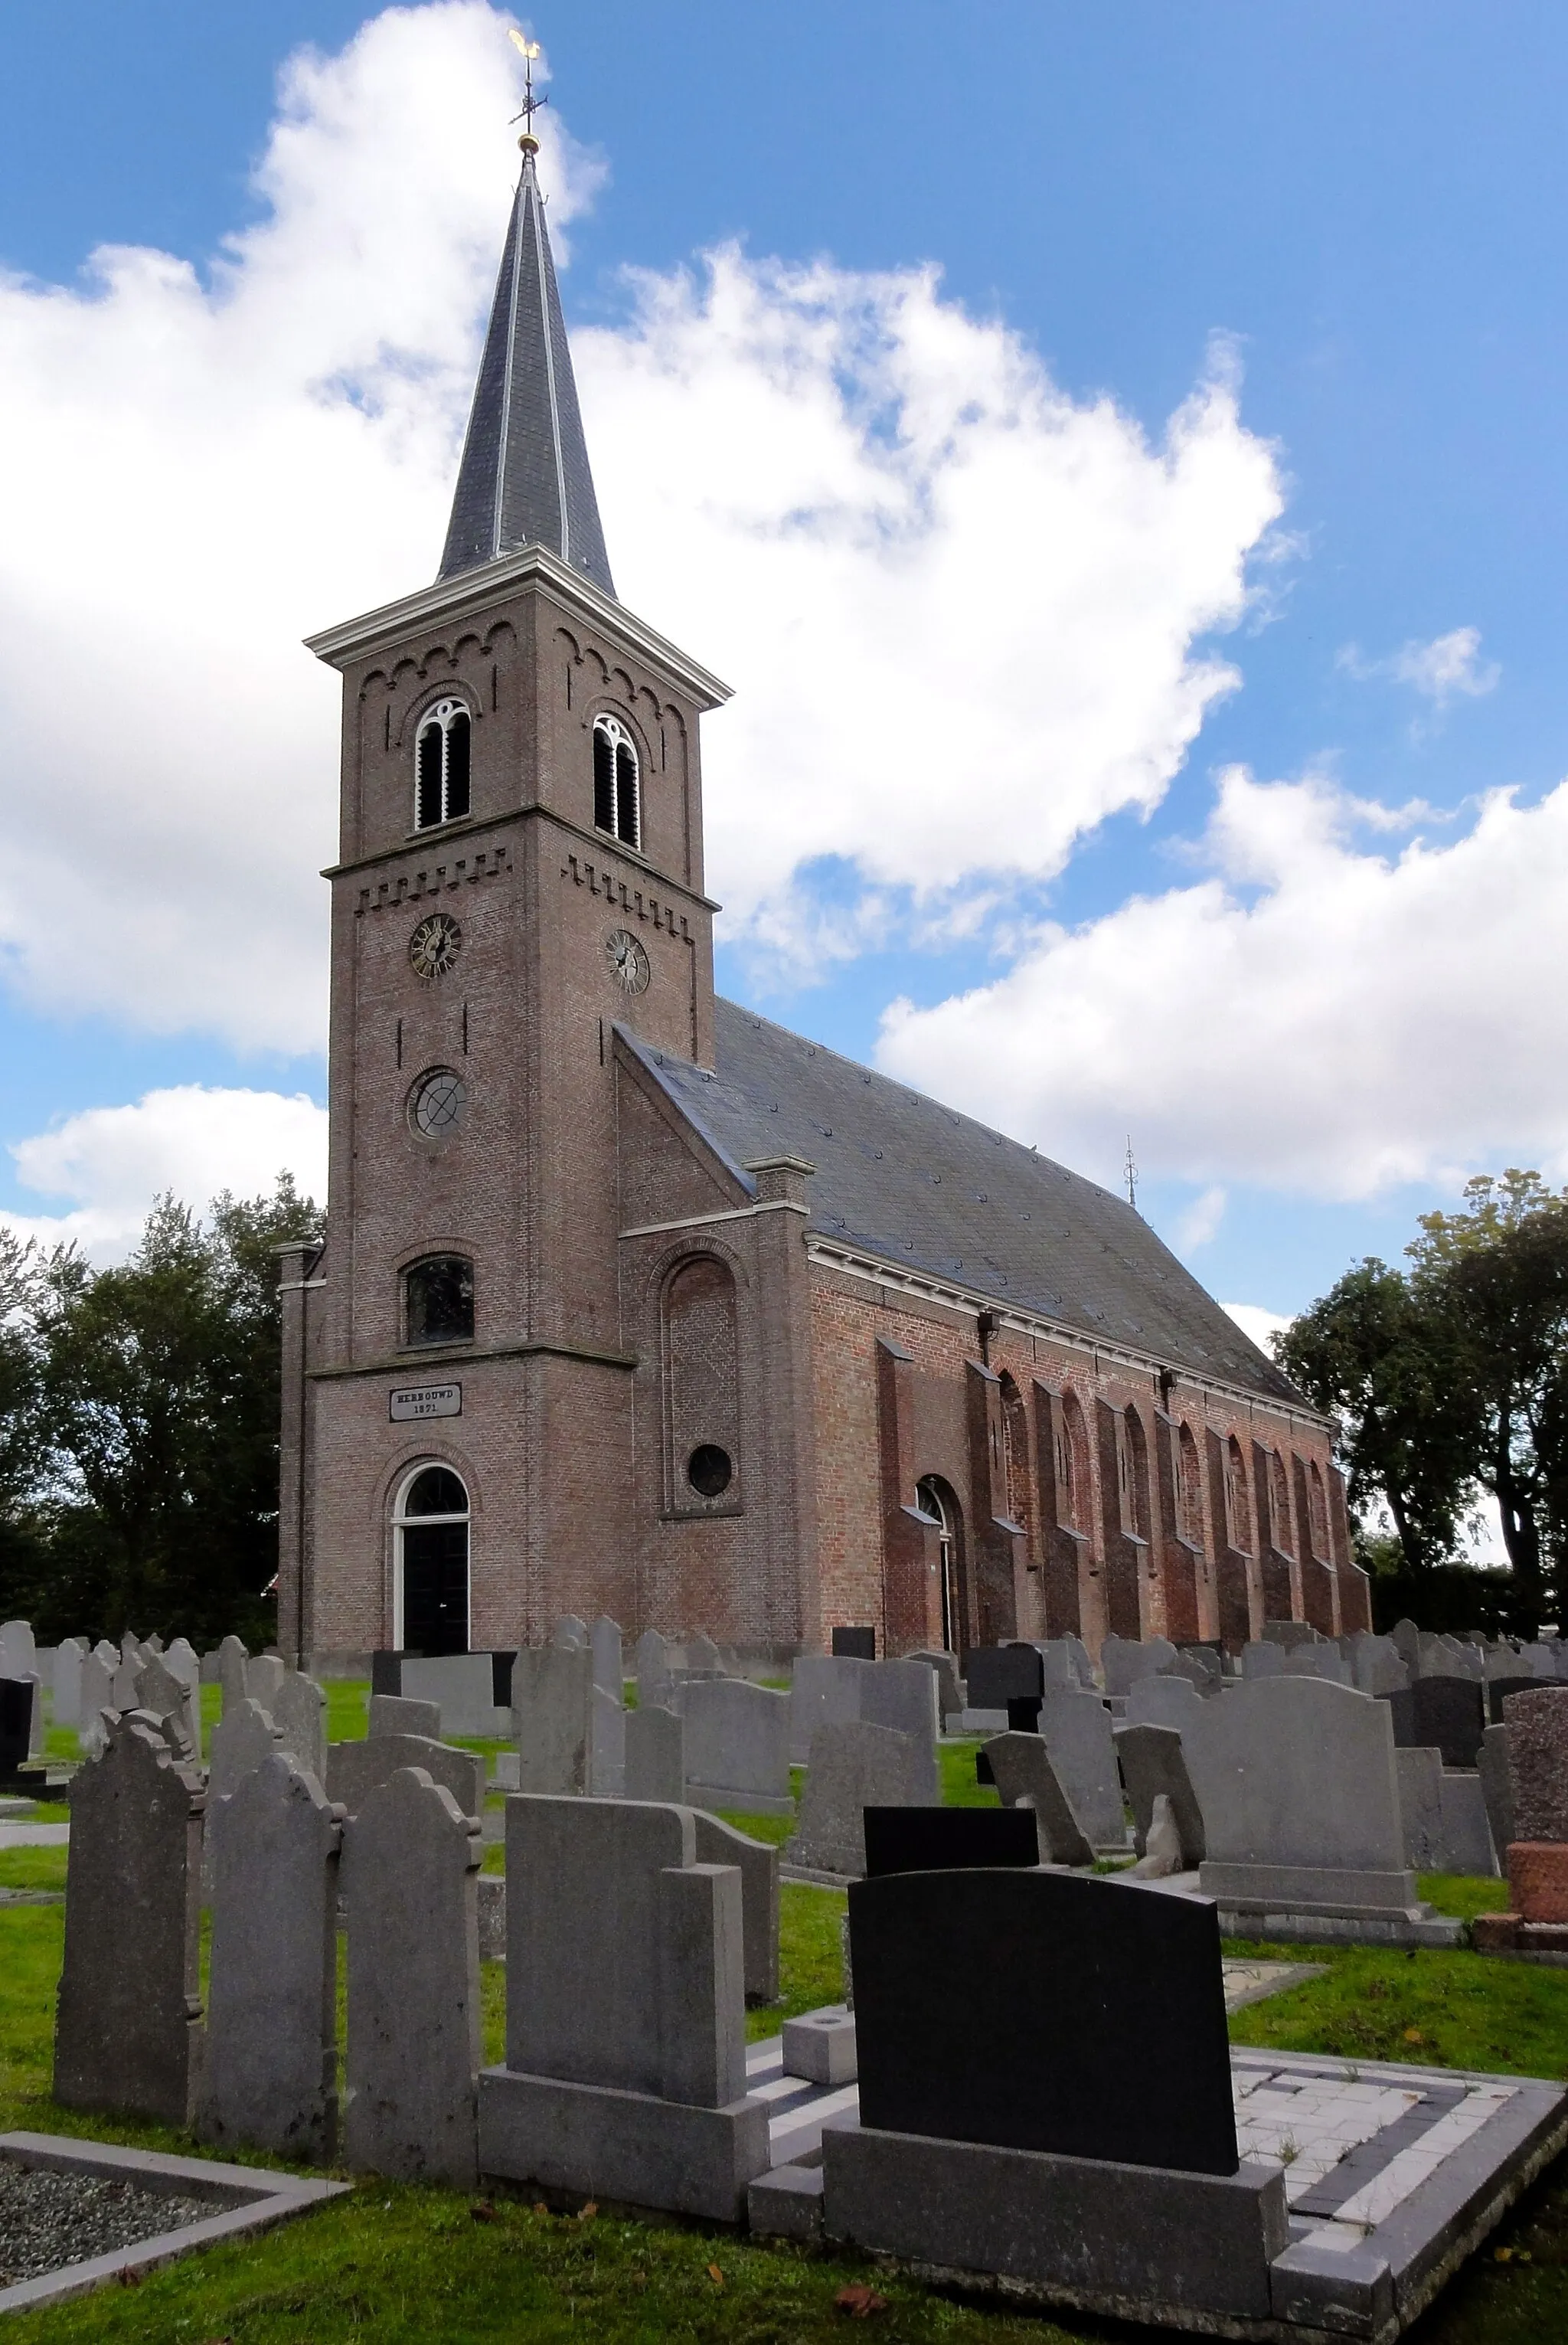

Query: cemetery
[5,1614,1568,2340]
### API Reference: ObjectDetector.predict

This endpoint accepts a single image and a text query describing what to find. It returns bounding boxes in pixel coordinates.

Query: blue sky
[1,2,1565,1330]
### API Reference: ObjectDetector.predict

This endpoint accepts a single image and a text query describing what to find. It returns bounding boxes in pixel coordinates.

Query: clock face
[606,927,651,994]
[409,911,462,980]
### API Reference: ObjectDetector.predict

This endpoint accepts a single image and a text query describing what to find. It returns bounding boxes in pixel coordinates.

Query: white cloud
[1220,1300,1290,1352]
[1174,1185,1227,1251]
[0,3,1285,1043]
[1338,625,1499,708]
[5,1087,328,1262]
[877,766,1568,1202]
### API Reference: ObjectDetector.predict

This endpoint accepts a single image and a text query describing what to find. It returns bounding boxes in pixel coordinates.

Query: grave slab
[680,1679,792,1813]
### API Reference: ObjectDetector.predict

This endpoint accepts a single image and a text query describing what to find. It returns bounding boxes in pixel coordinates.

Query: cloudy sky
[2,2,1566,1346]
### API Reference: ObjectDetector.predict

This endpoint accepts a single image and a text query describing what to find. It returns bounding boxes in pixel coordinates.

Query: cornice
[304,542,732,709]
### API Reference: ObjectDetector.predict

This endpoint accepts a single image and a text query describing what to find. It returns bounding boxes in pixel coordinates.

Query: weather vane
[1124,1135,1139,1214]
[508,27,547,149]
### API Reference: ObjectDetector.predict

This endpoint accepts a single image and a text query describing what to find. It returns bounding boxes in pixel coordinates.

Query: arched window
[403,1254,475,1347]
[1058,1391,1091,1535]
[593,712,640,849]
[998,1371,1031,1537]
[1120,1405,1152,1543]
[916,1475,965,1657]
[394,1464,469,1656]
[1178,1422,1205,1549]
[415,698,472,829]
[1225,1435,1253,1553]
[1269,1451,1294,1554]
[662,1254,740,1511]
[1308,1460,1330,1555]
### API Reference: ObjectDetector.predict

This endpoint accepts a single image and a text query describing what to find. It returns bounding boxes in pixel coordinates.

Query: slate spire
[439,138,615,596]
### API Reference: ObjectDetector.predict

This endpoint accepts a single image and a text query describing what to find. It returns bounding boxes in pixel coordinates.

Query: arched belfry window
[394,1464,469,1656]
[403,1254,475,1347]
[415,698,472,830]
[593,712,640,849]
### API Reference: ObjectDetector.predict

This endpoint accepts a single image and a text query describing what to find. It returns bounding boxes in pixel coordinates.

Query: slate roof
[439,150,616,596]
[622,999,1305,1411]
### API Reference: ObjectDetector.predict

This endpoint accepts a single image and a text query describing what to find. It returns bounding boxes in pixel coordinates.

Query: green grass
[324,1678,369,1743]
[0,1846,67,1893]
[939,1735,998,1807]
[1423,1870,1514,1921]
[1227,1935,1568,2080]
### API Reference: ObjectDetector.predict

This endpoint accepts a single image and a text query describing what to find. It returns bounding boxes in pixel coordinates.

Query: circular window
[409,1067,466,1138]
[687,1444,733,1498]
[409,912,462,980]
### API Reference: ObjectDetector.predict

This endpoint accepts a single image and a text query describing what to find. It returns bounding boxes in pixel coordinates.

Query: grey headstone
[1395,1746,1446,1871]
[1349,1633,1409,1696]
[590,1616,623,1699]
[514,1642,592,1794]
[1280,1645,1351,1685]
[51,1637,87,1728]
[1178,1646,1223,1689]
[163,1636,201,1699]
[54,1713,205,2126]
[1100,1635,1176,1696]
[78,1651,114,1747]
[199,1751,341,2159]
[626,1704,684,1802]
[0,1620,36,1675]
[273,1672,328,1787]
[1124,1673,1209,1733]
[1479,1723,1516,1857]
[1263,1621,1323,1649]
[120,1631,146,1671]
[1114,1723,1206,1864]
[1034,1640,1082,1689]
[982,1731,1093,1866]
[1438,1770,1497,1876]
[790,1654,868,1764]
[109,1657,141,1711]
[858,1661,939,1800]
[1390,1618,1421,1676]
[1529,1641,1563,1679]
[588,1681,626,1797]
[371,1691,441,1739]
[552,1614,589,1650]
[217,1635,249,1715]
[1502,1686,1568,1842]
[788,1722,926,1878]
[906,1648,962,1719]
[687,1630,725,1676]
[134,1655,198,1759]
[692,1810,780,2004]
[208,1698,286,1810]
[326,1732,483,1823]
[635,1627,675,1709]
[505,1794,746,2110]
[1240,1641,1286,1679]
[247,1654,286,1707]
[342,1766,481,2186]
[1037,1689,1125,1848]
[400,1653,509,1738]
[680,1678,792,1810]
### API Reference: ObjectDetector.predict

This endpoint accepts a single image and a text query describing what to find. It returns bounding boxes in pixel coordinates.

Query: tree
[0,1174,320,1644]
[1408,1171,1568,1626]
[1273,1258,1478,1574]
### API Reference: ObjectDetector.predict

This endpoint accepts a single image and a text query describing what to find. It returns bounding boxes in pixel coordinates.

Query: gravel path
[0,2165,215,2284]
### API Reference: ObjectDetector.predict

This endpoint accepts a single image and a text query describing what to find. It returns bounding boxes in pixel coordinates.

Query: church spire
[439,121,616,596]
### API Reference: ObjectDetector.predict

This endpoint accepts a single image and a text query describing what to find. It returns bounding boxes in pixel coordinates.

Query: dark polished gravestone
[963,1643,1043,1712]
[1386,1677,1485,1770]
[0,1676,32,1787]
[1489,1676,1543,1726]
[369,1650,423,1698]
[831,1625,877,1660]
[862,1806,1038,1876]
[848,1866,1238,2177]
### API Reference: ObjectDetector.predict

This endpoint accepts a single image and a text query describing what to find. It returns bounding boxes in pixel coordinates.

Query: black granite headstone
[862,1806,1037,1876]
[0,1678,31,1787]
[1386,1677,1485,1768]
[491,1650,517,1708]
[849,1866,1237,2175]
[1488,1676,1543,1725]
[1006,1693,1043,1732]
[832,1625,877,1660]
[964,1644,1044,1711]
[370,1650,423,1698]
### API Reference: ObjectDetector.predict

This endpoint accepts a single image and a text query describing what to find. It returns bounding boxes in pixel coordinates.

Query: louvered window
[414,700,472,829]
[592,713,640,849]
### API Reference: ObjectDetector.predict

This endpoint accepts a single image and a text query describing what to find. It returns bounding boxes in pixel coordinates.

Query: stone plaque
[389,1382,462,1421]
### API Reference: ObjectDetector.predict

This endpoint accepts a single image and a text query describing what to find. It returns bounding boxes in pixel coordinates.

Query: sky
[0,2,1565,1358]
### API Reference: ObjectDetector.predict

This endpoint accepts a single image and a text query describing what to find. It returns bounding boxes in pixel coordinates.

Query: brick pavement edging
[0,2133,349,2314]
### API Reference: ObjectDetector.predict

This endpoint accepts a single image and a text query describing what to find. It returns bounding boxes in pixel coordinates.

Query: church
[276,132,1367,1669]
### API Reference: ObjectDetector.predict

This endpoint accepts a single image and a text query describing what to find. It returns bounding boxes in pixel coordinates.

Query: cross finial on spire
[508,27,548,153]
[1124,1136,1140,1215]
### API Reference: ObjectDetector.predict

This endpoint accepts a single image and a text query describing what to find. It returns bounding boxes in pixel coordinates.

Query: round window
[409,1067,467,1138]
[687,1444,733,1498]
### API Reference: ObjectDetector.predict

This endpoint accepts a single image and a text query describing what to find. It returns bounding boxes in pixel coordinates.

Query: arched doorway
[916,1475,966,1657]
[394,1464,470,1656]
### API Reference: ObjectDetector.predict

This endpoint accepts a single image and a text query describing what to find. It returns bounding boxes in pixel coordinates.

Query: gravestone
[1183,1678,1429,1924]
[864,1804,1039,1875]
[848,1866,1237,2172]
[1479,1723,1517,1858]
[1113,1723,1206,1865]
[77,1650,115,1753]
[1101,1634,1176,1696]
[1124,1673,1209,1733]
[680,1677,792,1812]
[400,1653,510,1737]
[1437,1769,1497,1875]
[982,1731,1093,1865]
[790,1653,867,1764]
[164,1634,201,1689]
[109,1656,141,1710]
[964,1644,1043,1714]
[514,1641,592,1795]
[52,1637,87,1728]
[1240,1641,1285,1679]
[626,1703,684,1802]
[553,1614,589,1650]
[1035,1640,1083,1689]
[217,1635,249,1715]
[1349,1632,1409,1697]
[588,1681,626,1797]
[0,1620,36,1676]
[1390,1617,1422,1678]
[54,1713,205,2126]
[342,1766,482,2187]
[692,1810,780,2004]
[1488,1676,1540,1725]
[1262,1620,1321,1650]
[907,1648,962,1720]
[273,1671,328,1787]
[858,1661,939,1799]
[479,1794,769,2219]
[687,1630,726,1676]
[326,1732,483,1823]
[247,1654,286,1708]
[208,1698,285,1806]
[787,1721,926,1876]
[1129,1794,1185,1877]
[119,1630,146,1670]
[1395,1748,1446,1872]
[1178,1645,1223,1689]
[1501,1687,1568,1842]
[832,1624,877,1659]
[134,1654,199,1758]
[1387,1679,1485,1770]
[590,1615,623,1699]
[0,1677,31,1787]
[1280,1646,1351,1685]
[370,1691,441,1739]
[1037,1688,1125,1847]
[635,1627,675,1709]
[199,1751,341,2159]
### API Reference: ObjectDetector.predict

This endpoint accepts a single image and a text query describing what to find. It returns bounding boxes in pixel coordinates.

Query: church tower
[281,129,730,1660]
